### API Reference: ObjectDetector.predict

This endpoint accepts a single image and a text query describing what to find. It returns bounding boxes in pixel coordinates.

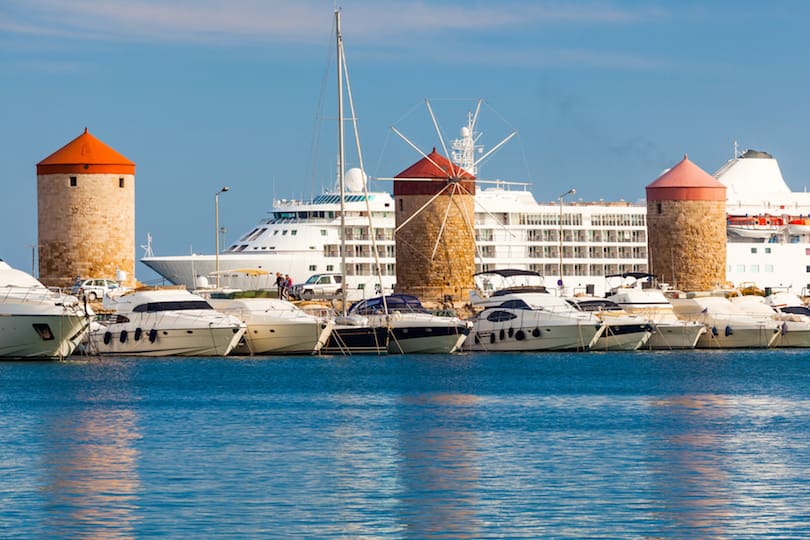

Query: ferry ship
[141,127,810,300]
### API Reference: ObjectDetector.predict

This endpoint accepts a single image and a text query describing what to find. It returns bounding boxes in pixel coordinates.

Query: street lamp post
[558,188,575,294]
[215,186,230,289]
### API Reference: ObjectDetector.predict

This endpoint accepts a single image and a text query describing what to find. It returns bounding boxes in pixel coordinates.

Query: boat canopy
[474,269,542,278]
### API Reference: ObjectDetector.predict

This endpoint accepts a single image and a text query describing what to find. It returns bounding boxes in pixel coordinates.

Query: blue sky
[2,1,809,280]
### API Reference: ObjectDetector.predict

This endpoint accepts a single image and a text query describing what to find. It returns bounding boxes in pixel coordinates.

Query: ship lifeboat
[787,217,810,236]
[726,214,783,239]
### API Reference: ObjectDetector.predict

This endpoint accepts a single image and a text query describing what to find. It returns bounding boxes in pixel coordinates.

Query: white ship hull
[591,323,653,351]
[85,289,246,356]
[384,316,471,354]
[87,320,244,357]
[644,321,706,349]
[207,297,334,355]
[0,309,88,358]
[0,262,91,359]
[695,325,779,349]
[466,319,601,352]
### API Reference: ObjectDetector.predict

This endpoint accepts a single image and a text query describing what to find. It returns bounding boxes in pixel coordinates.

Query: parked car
[292,273,342,300]
[70,278,121,301]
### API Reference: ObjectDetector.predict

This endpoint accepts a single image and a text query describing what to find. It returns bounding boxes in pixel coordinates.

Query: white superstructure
[718,149,810,295]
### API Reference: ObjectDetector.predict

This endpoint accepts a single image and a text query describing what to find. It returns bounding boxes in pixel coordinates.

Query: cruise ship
[720,149,810,295]
[141,126,810,300]
[142,119,649,300]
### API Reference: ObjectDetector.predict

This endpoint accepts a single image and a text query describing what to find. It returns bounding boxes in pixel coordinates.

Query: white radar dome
[345,168,367,192]
[195,275,210,289]
[460,126,470,137]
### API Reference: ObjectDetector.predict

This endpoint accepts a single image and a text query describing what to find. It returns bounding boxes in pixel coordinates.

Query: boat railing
[0,285,75,306]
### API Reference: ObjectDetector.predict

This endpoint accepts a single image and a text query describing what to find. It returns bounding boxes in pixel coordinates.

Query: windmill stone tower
[36,128,136,288]
[394,149,476,303]
[646,155,727,291]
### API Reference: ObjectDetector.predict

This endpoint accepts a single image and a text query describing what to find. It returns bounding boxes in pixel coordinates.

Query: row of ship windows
[319,245,647,260]
[238,226,646,244]
[515,213,646,227]
[478,229,647,242]
[729,264,775,273]
[296,263,650,277]
[478,263,649,276]
[238,227,398,243]
[270,211,392,220]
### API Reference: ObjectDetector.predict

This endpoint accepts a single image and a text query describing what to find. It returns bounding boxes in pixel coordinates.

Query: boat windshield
[780,305,810,317]
[132,300,213,313]
[349,294,428,315]
[567,299,622,312]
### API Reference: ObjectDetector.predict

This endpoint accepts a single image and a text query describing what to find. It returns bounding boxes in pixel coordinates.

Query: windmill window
[119,177,125,188]
[69,176,77,187]
[656,203,662,214]
[399,199,403,211]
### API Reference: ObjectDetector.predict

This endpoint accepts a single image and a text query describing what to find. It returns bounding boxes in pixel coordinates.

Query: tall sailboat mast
[336,9,348,314]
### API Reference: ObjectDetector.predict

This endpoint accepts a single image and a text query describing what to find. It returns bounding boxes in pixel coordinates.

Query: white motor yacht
[207,295,334,355]
[334,294,471,354]
[731,293,810,348]
[0,261,90,359]
[565,297,654,351]
[467,290,603,352]
[669,293,781,348]
[605,272,706,349]
[85,287,246,356]
[468,270,603,352]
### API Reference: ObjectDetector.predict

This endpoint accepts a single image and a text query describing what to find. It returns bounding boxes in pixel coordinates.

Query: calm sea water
[2,350,810,538]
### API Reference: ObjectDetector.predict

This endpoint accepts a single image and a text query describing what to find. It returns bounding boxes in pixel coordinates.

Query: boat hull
[466,321,602,352]
[644,321,706,350]
[236,320,333,355]
[0,312,89,359]
[85,308,246,357]
[592,323,653,351]
[322,325,390,355]
[87,325,245,356]
[387,323,470,354]
[695,325,780,349]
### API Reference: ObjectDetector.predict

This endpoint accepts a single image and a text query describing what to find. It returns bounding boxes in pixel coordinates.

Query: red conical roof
[37,128,135,175]
[393,148,476,197]
[646,155,725,201]
[395,148,475,180]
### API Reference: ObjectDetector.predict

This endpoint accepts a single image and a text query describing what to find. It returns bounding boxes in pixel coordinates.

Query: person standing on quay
[275,272,284,299]
[284,274,293,300]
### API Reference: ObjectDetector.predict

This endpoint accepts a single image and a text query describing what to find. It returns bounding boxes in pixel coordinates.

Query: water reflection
[649,394,731,536]
[397,393,481,538]
[41,363,141,538]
